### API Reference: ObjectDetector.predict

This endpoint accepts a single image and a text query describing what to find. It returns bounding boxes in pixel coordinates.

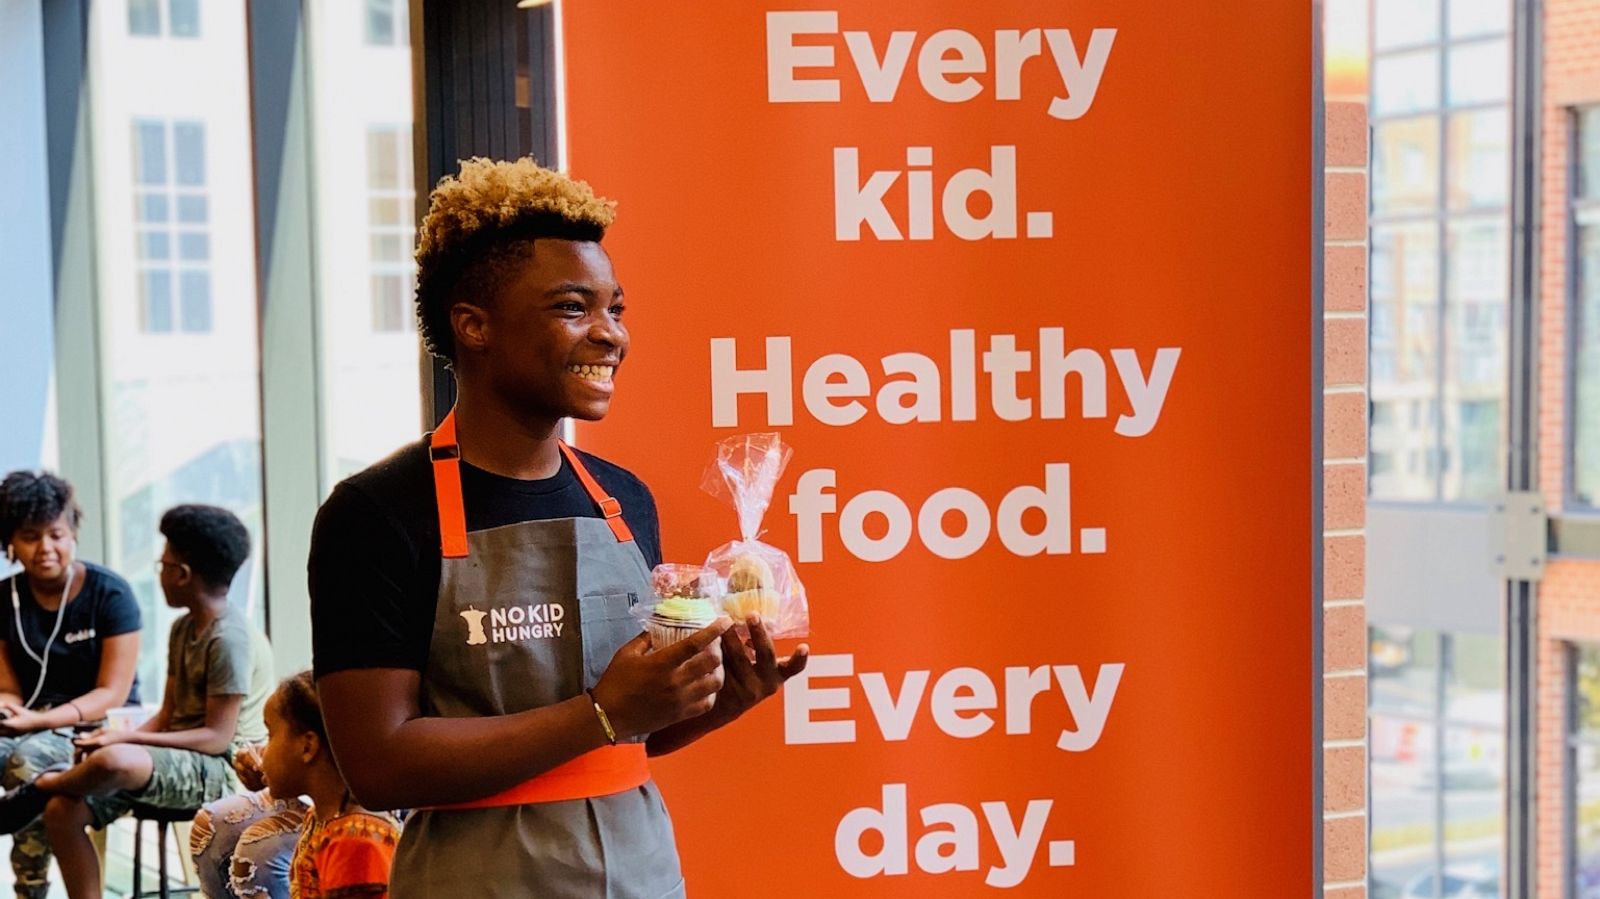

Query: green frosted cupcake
[645,597,718,650]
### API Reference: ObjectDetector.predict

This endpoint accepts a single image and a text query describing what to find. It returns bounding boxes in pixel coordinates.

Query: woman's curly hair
[0,471,80,548]
[414,157,616,361]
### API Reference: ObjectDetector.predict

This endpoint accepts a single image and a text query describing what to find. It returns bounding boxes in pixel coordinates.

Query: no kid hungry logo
[460,603,567,646]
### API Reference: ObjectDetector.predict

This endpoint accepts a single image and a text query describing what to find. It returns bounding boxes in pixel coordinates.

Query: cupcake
[721,553,782,625]
[644,597,719,650]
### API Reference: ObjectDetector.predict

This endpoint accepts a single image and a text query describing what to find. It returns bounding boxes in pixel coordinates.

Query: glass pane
[1446,109,1508,210]
[1578,739,1600,898]
[367,128,399,190]
[1448,0,1508,38]
[365,0,395,45]
[128,0,160,36]
[1575,648,1600,895]
[1447,40,1508,107]
[179,271,211,332]
[141,270,173,332]
[168,0,199,38]
[1371,224,1441,498]
[133,121,166,185]
[1372,708,1439,896]
[140,231,170,261]
[1375,50,1442,116]
[177,194,208,224]
[311,2,422,486]
[1576,219,1600,506]
[1373,627,1440,715]
[371,274,407,332]
[1442,218,1506,501]
[369,197,402,226]
[178,231,209,262]
[1374,116,1441,216]
[173,121,205,186]
[369,233,404,262]
[1375,0,1440,50]
[89,1,265,690]
[1580,107,1600,201]
[1444,720,1503,897]
[139,193,169,223]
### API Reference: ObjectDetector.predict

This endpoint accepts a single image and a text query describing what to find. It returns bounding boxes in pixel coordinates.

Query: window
[1368,2,1510,502]
[1370,628,1505,899]
[1570,646,1600,897]
[365,0,408,47]
[128,0,199,38]
[310,0,422,485]
[1574,107,1600,506]
[366,126,415,334]
[132,119,212,335]
[93,3,264,693]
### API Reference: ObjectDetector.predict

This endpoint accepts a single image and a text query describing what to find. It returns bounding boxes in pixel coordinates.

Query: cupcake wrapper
[645,620,701,651]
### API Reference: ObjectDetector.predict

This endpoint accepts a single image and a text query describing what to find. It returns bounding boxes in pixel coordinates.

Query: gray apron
[390,416,684,899]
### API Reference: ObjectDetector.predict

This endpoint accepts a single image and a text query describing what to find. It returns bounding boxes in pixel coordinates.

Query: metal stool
[127,804,201,899]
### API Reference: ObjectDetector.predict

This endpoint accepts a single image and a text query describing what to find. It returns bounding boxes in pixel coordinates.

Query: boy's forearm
[120,727,232,755]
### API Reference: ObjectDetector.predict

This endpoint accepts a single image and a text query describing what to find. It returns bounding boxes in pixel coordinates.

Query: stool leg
[132,818,144,898]
[158,819,170,899]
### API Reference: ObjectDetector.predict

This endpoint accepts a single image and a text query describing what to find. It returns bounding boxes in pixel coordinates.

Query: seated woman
[266,672,399,899]
[190,743,307,899]
[0,470,141,899]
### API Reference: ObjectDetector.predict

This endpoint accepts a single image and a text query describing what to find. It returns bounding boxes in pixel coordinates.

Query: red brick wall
[1536,0,1600,895]
[1325,98,1370,898]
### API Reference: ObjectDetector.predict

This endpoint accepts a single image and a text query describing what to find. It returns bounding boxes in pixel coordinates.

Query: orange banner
[566,1,1315,894]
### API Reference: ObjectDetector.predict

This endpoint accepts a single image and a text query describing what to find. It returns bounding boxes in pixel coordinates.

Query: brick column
[1536,0,1600,895]
[1323,99,1370,899]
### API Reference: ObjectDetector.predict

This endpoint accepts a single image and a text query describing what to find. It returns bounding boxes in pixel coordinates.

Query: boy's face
[457,239,629,423]
[156,541,192,608]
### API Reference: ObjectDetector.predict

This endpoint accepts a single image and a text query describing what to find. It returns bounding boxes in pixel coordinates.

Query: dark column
[410,0,558,425]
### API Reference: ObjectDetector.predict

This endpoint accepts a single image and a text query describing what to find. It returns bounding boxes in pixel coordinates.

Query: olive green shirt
[165,606,273,748]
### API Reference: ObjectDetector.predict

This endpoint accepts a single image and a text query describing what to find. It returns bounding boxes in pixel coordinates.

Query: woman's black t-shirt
[0,561,143,708]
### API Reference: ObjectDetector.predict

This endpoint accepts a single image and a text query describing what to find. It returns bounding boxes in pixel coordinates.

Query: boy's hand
[715,616,809,723]
[591,620,731,740]
[71,728,128,752]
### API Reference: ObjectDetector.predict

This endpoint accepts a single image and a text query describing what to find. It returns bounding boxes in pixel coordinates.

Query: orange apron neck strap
[430,410,470,559]
[559,442,635,544]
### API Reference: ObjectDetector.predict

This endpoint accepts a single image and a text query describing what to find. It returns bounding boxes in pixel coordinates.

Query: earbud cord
[10,561,74,709]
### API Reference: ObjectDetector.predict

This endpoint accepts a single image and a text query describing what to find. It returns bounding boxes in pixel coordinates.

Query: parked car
[1400,862,1500,899]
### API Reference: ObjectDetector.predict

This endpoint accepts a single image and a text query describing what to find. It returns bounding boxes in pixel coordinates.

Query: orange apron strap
[430,743,650,809]
[559,442,635,544]
[430,411,470,559]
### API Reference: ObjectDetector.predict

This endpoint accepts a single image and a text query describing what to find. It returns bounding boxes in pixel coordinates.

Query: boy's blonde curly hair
[414,157,617,360]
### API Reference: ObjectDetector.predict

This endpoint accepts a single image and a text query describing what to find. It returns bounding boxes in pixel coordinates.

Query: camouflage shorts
[87,746,240,830]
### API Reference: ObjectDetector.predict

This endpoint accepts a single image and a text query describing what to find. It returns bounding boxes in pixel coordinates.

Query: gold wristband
[586,690,618,745]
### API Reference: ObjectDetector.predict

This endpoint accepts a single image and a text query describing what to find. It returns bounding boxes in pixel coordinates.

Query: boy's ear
[302,730,321,764]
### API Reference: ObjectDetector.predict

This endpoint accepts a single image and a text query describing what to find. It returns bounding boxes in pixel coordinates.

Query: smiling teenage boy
[309,158,809,898]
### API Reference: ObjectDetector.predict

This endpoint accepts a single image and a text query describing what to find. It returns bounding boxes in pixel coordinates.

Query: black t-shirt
[0,562,143,709]
[309,438,662,678]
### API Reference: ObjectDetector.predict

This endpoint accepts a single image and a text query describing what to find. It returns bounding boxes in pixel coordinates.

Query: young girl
[261,672,399,899]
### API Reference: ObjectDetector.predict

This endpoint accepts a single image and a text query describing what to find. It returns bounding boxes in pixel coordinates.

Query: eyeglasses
[154,560,189,577]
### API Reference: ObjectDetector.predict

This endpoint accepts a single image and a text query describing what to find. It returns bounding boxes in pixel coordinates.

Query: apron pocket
[579,591,642,689]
